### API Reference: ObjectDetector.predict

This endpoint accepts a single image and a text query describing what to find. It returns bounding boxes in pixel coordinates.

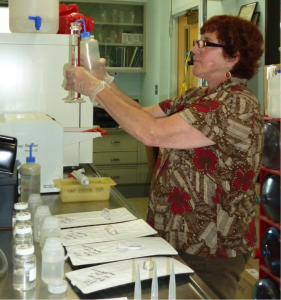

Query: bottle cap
[15,244,34,255]
[26,143,36,163]
[36,205,50,214]
[14,224,32,234]
[14,202,28,210]
[43,237,62,251]
[48,279,67,294]
[16,211,31,221]
[76,19,90,38]
[28,193,42,204]
[43,216,60,227]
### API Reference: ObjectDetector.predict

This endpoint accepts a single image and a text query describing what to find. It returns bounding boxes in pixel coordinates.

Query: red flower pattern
[233,168,254,192]
[176,105,185,112]
[192,99,219,113]
[212,186,222,204]
[154,157,161,174]
[193,148,218,174]
[168,187,191,214]
[161,159,170,174]
[159,99,172,111]
[245,219,256,247]
[231,87,242,92]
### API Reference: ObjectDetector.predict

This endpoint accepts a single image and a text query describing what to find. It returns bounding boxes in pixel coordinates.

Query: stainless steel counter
[0,164,218,300]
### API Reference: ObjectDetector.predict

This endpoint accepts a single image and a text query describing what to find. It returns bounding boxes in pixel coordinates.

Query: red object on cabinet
[258,116,281,286]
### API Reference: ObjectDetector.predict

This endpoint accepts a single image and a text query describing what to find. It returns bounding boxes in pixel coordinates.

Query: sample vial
[41,237,64,284]
[13,224,33,258]
[40,216,61,248]
[28,193,43,224]
[13,244,36,291]
[14,212,32,236]
[12,202,29,228]
[33,205,51,242]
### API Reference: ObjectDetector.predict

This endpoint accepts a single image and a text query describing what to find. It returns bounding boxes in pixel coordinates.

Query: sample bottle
[41,237,64,284]
[13,224,33,258]
[14,212,32,236]
[12,202,29,228]
[33,205,51,243]
[252,277,281,299]
[40,216,61,248]
[255,174,280,223]
[13,244,36,291]
[76,19,100,106]
[20,143,41,202]
[28,193,43,224]
[252,227,280,276]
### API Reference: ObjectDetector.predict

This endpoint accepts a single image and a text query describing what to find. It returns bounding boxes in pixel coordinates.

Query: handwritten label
[83,269,115,285]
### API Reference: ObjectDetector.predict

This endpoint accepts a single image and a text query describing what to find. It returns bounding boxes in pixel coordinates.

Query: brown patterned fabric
[147,77,264,258]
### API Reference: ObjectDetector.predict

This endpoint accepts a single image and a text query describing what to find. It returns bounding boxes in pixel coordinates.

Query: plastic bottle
[262,121,280,170]
[41,237,64,284]
[255,174,280,222]
[252,227,280,276]
[76,19,100,106]
[12,202,29,228]
[20,143,41,203]
[13,244,36,291]
[13,224,33,258]
[9,0,59,34]
[14,212,32,236]
[268,70,281,118]
[252,277,281,299]
[40,216,61,248]
[28,193,43,224]
[33,205,51,243]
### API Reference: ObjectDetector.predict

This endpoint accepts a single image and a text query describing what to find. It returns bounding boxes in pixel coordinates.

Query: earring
[225,71,231,79]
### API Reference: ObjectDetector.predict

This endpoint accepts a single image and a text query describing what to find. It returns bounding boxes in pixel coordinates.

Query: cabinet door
[60,0,146,73]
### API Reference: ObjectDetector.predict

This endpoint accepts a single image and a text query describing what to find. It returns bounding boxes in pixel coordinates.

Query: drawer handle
[111,159,120,162]
[111,141,120,144]
[111,176,120,179]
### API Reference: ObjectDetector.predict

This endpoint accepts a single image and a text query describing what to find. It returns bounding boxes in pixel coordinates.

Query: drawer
[97,166,138,184]
[93,134,138,151]
[93,151,137,165]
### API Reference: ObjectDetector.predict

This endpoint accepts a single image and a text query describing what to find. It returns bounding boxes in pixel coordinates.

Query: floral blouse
[147,77,264,258]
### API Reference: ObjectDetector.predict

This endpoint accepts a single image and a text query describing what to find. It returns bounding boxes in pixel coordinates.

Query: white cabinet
[92,128,151,185]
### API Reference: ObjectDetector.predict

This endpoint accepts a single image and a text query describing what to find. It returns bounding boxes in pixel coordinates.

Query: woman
[65,15,264,299]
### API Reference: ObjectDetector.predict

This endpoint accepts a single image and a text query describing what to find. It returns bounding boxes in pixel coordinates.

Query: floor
[126,197,148,220]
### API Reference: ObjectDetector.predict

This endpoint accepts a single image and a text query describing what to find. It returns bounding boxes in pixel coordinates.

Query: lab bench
[0,164,218,300]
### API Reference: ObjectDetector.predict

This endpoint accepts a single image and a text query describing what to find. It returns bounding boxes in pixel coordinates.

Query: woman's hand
[65,66,105,100]
[88,58,114,85]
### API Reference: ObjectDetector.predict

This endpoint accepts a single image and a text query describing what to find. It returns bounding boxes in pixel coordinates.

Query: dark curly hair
[201,15,264,80]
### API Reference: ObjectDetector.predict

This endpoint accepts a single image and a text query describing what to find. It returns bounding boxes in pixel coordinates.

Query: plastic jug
[262,121,280,170]
[9,0,59,34]
[255,174,280,222]
[252,277,281,299]
[252,227,280,276]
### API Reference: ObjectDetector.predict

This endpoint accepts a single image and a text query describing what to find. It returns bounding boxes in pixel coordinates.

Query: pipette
[168,260,176,300]
[151,263,158,300]
[134,263,141,300]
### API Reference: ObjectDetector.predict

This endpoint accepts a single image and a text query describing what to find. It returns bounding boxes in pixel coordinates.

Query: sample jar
[33,205,51,242]
[12,202,29,228]
[28,193,43,224]
[13,224,33,258]
[13,244,36,291]
[41,237,65,284]
[40,216,61,248]
[14,212,32,236]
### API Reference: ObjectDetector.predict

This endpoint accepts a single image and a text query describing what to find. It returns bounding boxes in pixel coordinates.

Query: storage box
[0,164,18,229]
[236,264,259,299]
[53,177,116,202]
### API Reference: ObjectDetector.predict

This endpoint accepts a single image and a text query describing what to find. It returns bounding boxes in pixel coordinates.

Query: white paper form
[66,237,178,266]
[55,208,137,229]
[66,257,194,294]
[60,219,157,247]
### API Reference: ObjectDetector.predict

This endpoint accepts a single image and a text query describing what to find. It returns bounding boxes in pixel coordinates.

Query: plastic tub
[53,177,116,202]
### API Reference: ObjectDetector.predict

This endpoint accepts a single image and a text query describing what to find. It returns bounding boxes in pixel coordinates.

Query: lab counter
[0,164,218,300]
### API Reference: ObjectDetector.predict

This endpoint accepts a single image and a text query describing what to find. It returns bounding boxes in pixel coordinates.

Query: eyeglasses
[193,39,224,48]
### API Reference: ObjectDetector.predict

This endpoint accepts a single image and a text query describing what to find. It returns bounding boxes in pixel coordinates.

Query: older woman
[65,15,264,299]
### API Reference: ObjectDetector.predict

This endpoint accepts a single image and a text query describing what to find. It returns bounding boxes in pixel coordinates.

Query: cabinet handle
[111,159,120,162]
[111,176,120,179]
[111,141,120,144]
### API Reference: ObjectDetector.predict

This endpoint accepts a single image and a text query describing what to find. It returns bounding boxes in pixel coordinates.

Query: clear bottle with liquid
[13,224,33,258]
[28,193,43,224]
[13,244,36,291]
[14,212,32,236]
[12,202,29,228]
[33,205,51,242]
[41,237,64,284]
[20,143,41,202]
